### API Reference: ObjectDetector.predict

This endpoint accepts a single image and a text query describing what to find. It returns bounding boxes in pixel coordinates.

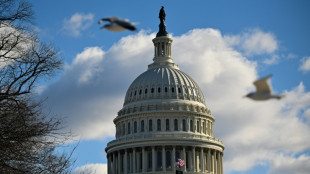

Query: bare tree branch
[0,0,77,173]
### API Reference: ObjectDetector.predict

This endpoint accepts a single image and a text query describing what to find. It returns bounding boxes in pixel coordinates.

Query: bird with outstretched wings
[253,74,272,94]
[245,75,285,101]
[98,16,137,32]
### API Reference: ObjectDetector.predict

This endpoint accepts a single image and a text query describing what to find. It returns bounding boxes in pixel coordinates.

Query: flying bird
[245,75,285,101]
[98,16,137,32]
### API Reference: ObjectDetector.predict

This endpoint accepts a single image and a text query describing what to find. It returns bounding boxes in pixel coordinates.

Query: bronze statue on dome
[156,6,168,37]
[159,6,166,23]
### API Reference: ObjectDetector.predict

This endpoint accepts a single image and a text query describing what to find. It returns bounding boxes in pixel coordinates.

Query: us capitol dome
[105,7,224,174]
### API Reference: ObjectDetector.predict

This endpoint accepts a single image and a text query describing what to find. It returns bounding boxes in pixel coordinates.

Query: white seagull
[245,75,285,101]
[98,16,137,32]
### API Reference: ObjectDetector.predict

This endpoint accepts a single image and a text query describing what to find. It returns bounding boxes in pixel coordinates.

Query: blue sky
[27,0,310,173]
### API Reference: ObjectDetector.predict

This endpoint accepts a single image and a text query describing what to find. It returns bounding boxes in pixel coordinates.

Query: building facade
[105,8,224,174]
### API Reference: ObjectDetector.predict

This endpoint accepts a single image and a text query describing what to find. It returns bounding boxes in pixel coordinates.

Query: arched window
[122,124,125,135]
[116,125,119,137]
[165,87,168,92]
[134,121,137,133]
[162,44,165,55]
[145,88,148,94]
[158,87,161,93]
[182,119,186,131]
[149,119,153,131]
[203,121,206,134]
[190,120,193,132]
[171,87,175,93]
[141,120,144,132]
[197,120,200,132]
[157,119,161,131]
[151,88,154,93]
[174,119,178,131]
[166,119,170,131]
[128,122,131,134]
[178,87,181,93]
[134,91,137,96]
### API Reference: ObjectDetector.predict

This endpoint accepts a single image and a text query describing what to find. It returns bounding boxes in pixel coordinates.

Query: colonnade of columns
[107,146,223,174]
[154,39,172,58]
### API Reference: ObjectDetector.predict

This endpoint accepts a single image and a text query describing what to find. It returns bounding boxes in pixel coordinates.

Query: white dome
[118,35,210,116]
[124,67,205,107]
[106,11,224,174]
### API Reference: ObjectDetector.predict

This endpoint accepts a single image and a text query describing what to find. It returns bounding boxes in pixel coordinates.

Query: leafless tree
[0,0,76,173]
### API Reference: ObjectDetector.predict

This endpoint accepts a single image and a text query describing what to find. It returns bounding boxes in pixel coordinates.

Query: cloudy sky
[28,0,310,173]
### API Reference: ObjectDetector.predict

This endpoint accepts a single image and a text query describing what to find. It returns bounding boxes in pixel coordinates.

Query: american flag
[175,158,185,167]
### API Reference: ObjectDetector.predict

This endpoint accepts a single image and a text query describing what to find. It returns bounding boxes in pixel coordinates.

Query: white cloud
[73,163,107,174]
[263,54,280,65]
[224,28,278,57]
[41,29,310,173]
[268,153,310,174]
[299,56,310,72]
[219,82,310,172]
[41,31,153,140]
[62,13,94,37]
[72,47,105,84]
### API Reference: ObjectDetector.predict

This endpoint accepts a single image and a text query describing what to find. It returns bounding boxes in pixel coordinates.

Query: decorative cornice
[106,132,224,153]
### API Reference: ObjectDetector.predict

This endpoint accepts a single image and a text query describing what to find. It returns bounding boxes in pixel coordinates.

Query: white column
[152,146,156,172]
[179,118,182,131]
[113,153,116,174]
[218,152,221,174]
[124,150,128,174]
[133,148,136,173]
[164,43,167,56]
[208,120,211,135]
[118,151,121,174]
[187,119,190,132]
[130,152,133,173]
[137,152,141,172]
[199,118,202,133]
[162,146,166,172]
[221,153,224,174]
[193,118,196,133]
[142,147,146,172]
[214,151,216,174]
[208,149,212,174]
[204,151,207,172]
[188,150,192,171]
[172,146,176,171]
[182,146,186,172]
[169,43,171,56]
[192,147,195,172]
[214,150,218,174]
[200,148,204,172]
[211,124,214,136]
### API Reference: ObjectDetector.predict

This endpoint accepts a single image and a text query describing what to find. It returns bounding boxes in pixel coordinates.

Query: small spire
[156,6,168,37]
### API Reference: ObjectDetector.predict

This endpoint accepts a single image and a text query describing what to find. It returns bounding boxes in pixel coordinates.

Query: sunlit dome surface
[123,66,205,107]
